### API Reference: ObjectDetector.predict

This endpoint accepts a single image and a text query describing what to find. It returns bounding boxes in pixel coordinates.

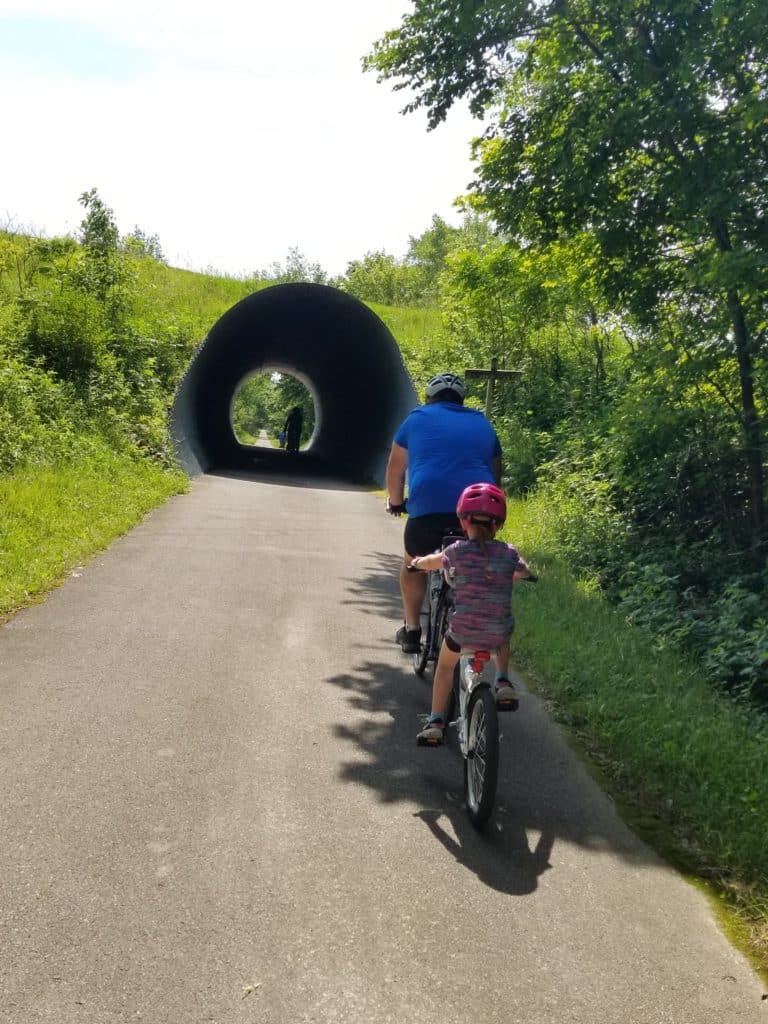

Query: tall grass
[366,301,444,386]
[135,261,266,331]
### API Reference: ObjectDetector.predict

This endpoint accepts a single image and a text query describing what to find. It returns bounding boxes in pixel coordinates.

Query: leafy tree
[76,187,134,314]
[405,214,457,299]
[232,373,274,441]
[366,0,768,556]
[123,226,165,263]
[343,250,420,305]
[260,247,328,285]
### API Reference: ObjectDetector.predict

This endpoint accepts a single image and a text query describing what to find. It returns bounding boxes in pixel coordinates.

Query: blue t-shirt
[394,402,502,517]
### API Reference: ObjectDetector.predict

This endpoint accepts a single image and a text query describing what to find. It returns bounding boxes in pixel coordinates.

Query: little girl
[408,482,533,746]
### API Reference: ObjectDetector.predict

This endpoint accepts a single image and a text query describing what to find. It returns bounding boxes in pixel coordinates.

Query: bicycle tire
[463,687,499,829]
[433,590,452,654]
[412,598,433,675]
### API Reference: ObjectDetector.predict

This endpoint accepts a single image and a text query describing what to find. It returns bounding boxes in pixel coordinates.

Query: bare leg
[431,639,460,717]
[400,553,427,628]
[493,639,518,710]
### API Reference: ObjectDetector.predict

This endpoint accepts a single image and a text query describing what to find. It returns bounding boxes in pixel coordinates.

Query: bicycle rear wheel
[463,687,499,829]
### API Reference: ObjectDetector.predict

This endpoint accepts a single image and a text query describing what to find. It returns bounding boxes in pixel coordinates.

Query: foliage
[122,226,165,262]
[0,194,266,476]
[341,213,498,307]
[343,250,422,306]
[258,246,328,285]
[504,493,768,961]
[232,372,315,446]
[0,341,82,473]
[367,0,768,556]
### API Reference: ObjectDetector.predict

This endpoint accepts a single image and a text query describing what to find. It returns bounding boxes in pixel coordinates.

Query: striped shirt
[442,538,528,650]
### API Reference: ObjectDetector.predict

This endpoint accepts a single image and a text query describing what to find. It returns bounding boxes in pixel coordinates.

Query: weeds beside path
[0,445,187,622]
[505,497,768,977]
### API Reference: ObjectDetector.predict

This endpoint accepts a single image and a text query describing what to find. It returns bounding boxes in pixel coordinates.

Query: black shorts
[404,513,463,557]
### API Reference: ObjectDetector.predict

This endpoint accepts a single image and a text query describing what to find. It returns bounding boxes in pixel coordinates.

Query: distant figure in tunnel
[385,372,503,654]
[283,406,304,453]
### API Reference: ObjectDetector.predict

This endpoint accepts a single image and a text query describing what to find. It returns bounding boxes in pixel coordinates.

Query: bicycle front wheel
[463,687,499,829]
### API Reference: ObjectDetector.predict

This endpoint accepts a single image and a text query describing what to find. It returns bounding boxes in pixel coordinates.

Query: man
[283,406,303,453]
[386,371,503,653]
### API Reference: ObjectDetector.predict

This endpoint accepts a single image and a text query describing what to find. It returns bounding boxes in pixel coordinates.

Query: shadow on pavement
[206,444,376,489]
[327,551,660,898]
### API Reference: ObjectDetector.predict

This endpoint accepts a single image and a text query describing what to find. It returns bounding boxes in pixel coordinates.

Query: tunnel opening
[171,283,418,483]
[231,371,316,451]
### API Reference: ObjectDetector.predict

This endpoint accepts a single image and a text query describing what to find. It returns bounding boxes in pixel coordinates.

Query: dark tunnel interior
[170,283,418,484]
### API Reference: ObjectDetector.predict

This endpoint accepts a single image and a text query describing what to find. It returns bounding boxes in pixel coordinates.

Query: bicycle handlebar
[407,565,538,580]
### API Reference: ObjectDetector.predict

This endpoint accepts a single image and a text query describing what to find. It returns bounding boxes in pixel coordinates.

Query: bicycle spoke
[468,698,489,806]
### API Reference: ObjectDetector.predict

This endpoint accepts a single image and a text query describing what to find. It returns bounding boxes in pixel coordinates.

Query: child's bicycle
[409,548,537,829]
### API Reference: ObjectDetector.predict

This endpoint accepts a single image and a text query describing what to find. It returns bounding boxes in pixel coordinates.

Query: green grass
[366,301,444,385]
[503,492,768,973]
[136,260,267,329]
[0,442,187,620]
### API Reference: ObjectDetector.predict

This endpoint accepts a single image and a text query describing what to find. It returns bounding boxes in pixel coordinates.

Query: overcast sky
[0,0,479,278]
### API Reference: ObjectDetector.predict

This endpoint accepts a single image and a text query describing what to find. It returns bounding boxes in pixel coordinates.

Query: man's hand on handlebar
[386,497,407,516]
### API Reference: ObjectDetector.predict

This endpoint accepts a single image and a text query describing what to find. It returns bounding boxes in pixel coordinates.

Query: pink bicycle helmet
[456,482,507,524]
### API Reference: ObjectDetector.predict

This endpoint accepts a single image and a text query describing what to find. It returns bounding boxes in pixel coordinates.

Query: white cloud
[0,1,480,275]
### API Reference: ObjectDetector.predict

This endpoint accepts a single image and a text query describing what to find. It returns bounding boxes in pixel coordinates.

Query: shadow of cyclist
[413,808,555,896]
[328,647,656,900]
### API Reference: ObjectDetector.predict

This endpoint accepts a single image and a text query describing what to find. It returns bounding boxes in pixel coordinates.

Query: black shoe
[396,625,422,654]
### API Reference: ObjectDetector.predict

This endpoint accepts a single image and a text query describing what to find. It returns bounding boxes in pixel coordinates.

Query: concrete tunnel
[170,283,418,484]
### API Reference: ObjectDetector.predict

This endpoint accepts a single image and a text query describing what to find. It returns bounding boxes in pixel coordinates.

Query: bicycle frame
[412,531,462,677]
[453,649,494,757]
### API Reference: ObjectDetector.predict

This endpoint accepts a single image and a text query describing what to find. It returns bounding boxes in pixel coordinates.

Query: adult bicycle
[412,530,463,677]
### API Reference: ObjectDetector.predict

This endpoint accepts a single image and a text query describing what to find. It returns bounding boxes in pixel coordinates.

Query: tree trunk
[727,288,766,557]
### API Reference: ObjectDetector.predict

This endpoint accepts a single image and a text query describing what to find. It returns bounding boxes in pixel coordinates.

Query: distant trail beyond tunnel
[171,283,417,483]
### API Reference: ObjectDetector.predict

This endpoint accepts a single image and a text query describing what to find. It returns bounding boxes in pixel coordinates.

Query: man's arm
[493,456,503,487]
[386,442,408,506]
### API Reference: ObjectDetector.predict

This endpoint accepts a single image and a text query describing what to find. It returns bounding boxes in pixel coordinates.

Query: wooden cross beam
[464,357,522,418]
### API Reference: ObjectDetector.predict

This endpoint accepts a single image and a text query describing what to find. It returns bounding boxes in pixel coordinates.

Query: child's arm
[409,552,444,572]
[512,552,534,581]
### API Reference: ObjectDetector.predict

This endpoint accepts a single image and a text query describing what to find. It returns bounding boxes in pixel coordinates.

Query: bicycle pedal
[497,698,519,712]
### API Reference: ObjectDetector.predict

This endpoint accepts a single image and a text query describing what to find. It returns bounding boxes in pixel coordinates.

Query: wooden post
[464,359,522,418]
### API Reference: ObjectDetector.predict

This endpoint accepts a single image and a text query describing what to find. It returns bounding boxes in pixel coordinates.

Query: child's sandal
[495,677,519,712]
[417,714,445,746]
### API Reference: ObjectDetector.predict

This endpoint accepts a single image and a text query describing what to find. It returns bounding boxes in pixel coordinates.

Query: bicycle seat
[441,530,464,549]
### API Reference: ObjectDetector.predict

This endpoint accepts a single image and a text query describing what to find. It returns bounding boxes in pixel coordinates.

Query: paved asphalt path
[1,470,764,1023]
